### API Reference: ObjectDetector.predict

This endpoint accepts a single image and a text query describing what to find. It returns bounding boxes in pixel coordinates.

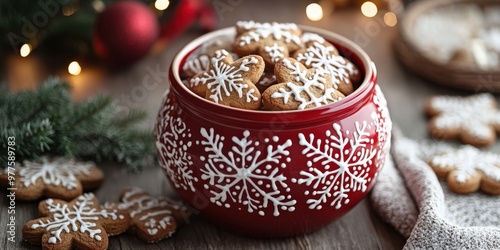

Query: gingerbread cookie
[425,93,500,147]
[256,71,277,93]
[183,54,210,78]
[190,49,265,109]
[301,32,326,44]
[233,21,303,68]
[429,146,500,195]
[0,156,104,201]
[23,193,130,250]
[182,35,238,78]
[262,58,345,110]
[294,40,360,96]
[105,187,190,243]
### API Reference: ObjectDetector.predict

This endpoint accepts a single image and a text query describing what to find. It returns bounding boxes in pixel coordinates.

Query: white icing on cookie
[19,156,93,189]
[431,146,500,183]
[236,21,301,46]
[272,59,342,110]
[31,193,123,244]
[481,27,500,52]
[258,74,276,88]
[429,94,500,141]
[118,187,177,236]
[296,42,357,87]
[183,54,210,76]
[301,32,325,44]
[190,49,259,104]
[264,43,285,62]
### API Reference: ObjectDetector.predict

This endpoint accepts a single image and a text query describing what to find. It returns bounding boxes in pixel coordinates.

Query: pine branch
[1,77,71,127]
[112,109,148,127]
[74,129,154,173]
[69,96,113,127]
[0,77,155,171]
[0,119,54,165]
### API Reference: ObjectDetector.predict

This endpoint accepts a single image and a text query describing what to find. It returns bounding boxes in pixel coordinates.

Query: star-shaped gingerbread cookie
[425,93,500,147]
[233,21,303,68]
[105,187,190,243]
[429,146,500,195]
[262,58,345,110]
[294,40,360,96]
[23,193,130,250]
[190,49,265,110]
[0,156,104,201]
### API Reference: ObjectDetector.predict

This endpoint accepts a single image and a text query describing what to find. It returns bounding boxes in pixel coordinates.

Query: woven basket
[395,0,500,92]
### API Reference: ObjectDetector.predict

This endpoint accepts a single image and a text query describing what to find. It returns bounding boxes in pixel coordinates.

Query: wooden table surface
[3,1,495,249]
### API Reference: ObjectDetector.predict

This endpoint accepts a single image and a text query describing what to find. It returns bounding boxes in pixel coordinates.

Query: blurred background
[2,0,499,135]
[0,0,411,122]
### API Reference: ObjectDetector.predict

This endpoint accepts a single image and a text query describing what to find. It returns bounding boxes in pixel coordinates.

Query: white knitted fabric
[371,132,500,249]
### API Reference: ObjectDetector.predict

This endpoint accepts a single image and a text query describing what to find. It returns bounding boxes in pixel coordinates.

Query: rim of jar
[169,25,377,127]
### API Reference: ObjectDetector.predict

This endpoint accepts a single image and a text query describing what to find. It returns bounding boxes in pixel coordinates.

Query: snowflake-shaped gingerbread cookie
[429,146,500,195]
[233,21,303,68]
[294,40,360,96]
[105,187,190,243]
[425,93,500,147]
[262,58,345,110]
[23,193,130,250]
[0,156,104,201]
[190,49,265,110]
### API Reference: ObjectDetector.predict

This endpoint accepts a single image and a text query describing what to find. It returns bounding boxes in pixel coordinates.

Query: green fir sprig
[0,77,155,172]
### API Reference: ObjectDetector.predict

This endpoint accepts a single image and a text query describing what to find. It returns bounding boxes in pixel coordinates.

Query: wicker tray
[395,0,500,92]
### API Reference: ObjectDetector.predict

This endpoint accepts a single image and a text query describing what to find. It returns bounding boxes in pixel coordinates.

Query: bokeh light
[384,12,398,27]
[361,1,378,18]
[306,3,324,21]
[155,0,170,11]
[68,61,82,76]
[92,0,105,12]
[20,44,32,57]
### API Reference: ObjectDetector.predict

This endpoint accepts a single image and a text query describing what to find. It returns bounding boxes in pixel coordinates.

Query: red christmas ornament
[93,1,159,65]
[160,0,216,40]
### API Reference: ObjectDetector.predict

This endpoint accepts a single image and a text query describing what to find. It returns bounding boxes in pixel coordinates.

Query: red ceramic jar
[155,26,392,238]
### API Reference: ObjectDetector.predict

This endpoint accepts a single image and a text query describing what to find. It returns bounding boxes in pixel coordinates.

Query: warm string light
[154,0,170,11]
[20,44,32,57]
[361,1,378,18]
[68,61,82,76]
[306,3,324,21]
[92,0,106,12]
[304,1,399,26]
[384,12,398,27]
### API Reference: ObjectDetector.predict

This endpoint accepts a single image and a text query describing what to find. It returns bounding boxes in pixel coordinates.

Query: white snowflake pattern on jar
[155,89,198,192]
[293,120,378,210]
[196,128,296,217]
